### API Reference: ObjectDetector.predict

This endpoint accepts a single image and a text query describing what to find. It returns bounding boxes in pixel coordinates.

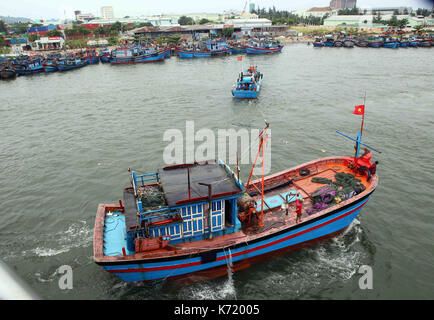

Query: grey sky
[0,0,432,20]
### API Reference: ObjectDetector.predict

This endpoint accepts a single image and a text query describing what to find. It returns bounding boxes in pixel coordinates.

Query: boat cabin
[119,160,245,254]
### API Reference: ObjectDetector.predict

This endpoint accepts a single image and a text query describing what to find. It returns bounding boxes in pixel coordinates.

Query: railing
[131,170,159,196]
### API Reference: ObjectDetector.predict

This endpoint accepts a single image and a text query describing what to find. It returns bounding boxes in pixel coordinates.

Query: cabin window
[211,200,224,232]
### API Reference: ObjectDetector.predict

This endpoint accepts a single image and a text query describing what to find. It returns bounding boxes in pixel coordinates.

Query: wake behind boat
[94,110,380,283]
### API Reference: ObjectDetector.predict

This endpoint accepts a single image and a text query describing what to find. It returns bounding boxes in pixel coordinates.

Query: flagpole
[361,91,366,137]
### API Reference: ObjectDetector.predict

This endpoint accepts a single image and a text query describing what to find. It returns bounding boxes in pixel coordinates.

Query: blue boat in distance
[312,37,324,47]
[245,37,283,54]
[232,66,263,99]
[14,57,45,75]
[56,57,87,72]
[176,39,231,58]
[110,46,166,64]
[85,49,100,64]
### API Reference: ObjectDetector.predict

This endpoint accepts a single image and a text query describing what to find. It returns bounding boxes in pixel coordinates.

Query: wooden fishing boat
[42,61,58,73]
[333,40,343,47]
[110,47,166,64]
[84,49,100,64]
[312,38,324,47]
[14,58,44,75]
[229,43,247,53]
[176,40,231,59]
[99,49,111,63]
[383,39,399,48]
[94,118,380,284]
[343,39,355,48]
[232,66,262,99]
[324,37,335,47]
[56,57,87,71]
[0,65,17,79]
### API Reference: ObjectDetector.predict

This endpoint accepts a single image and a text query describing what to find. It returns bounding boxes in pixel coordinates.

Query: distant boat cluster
[312,34,434,48]
[0,37,284,80]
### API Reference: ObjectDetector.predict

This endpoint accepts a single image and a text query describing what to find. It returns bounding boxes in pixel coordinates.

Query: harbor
[1,41,433,299]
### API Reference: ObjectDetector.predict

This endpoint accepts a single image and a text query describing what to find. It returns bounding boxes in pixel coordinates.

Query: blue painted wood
[103,196,371,282]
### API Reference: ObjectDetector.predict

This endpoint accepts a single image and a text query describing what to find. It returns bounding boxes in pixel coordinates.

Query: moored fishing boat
[99,49,111,63]
[0,65,17,79]
[245,38,283,54]
[333,40,343,47]
[343,39,355,48]
[42,60,58,73]
[229,43,247,53]
[176,40,231,58]
[14,57,44,75]
[110,46,166,64]
[84,49,100,64]
[383,38,399,48]
[94,114,380,283]
[232,65,262,99]
[324,36,335,47]
[312,38,324,47]
[56,57,87,71]
[367,37,383,48]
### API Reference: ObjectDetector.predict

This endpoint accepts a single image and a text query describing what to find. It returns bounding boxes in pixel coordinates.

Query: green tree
[110,21,122,32]
[0,20,8,34]
[178,16,194,25]
[46,29,62,37]
[222,26,234,38]
[27,33,40,42]
[107,36,119,46]
[167,34,181,44]
[0,36,6,47]
[199,18,212,24]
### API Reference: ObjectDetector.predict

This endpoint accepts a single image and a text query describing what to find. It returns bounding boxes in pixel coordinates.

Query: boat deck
[94,156,377,264]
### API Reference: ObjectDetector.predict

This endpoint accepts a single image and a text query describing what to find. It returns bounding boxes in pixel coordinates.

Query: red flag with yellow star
[353,105,365,115]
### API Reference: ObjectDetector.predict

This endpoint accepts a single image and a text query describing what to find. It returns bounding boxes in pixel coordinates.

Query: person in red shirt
[295,191,303,223]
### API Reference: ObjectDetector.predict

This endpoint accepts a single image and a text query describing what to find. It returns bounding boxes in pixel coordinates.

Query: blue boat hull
[100,194,372,282]
[110,51,166,64]
[312,42,324,47]
[383,42,399,48]
[324,42,334,47]
[245,46,283,54]
[176,48,231,59]
[86,57,100,64]
[100,55,110,63]
[57,62,87,71]
[42,65,58,73]
[15,66,44,75]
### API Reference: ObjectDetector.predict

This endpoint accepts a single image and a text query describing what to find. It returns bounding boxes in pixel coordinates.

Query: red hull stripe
[108,200,366,274]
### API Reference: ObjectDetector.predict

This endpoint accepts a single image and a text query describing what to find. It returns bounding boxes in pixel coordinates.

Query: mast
[245,122,270,227]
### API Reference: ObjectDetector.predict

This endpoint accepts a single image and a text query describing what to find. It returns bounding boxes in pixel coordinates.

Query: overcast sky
[0,0,432,20]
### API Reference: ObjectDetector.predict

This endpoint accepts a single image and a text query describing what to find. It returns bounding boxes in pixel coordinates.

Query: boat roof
[157,160,243,207]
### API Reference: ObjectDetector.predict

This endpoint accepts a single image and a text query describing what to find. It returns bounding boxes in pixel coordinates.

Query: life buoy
[299,168,310,176]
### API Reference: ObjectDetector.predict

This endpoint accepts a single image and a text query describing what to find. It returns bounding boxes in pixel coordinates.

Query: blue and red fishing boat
[56,57,87,72]
[245,38,283,54]
[94,111,380,283]
[176,40,231,58]
[110,46,166,64]
[42,61,58,73]
[312,38,324,47]
[84,49,100,64]
[99,49,111,63]
[14,57,45,75]
[232,65,262,99]
[229,42,247,54]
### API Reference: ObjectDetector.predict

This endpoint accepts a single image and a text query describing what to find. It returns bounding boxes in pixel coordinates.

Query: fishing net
[309,173,365,213]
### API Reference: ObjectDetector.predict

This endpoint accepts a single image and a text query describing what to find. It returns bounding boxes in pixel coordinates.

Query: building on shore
[101,6,115,20]
[323,14,434,28]
[330,0,357,10]
[32,36,65,51]
[294,7,337,18]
